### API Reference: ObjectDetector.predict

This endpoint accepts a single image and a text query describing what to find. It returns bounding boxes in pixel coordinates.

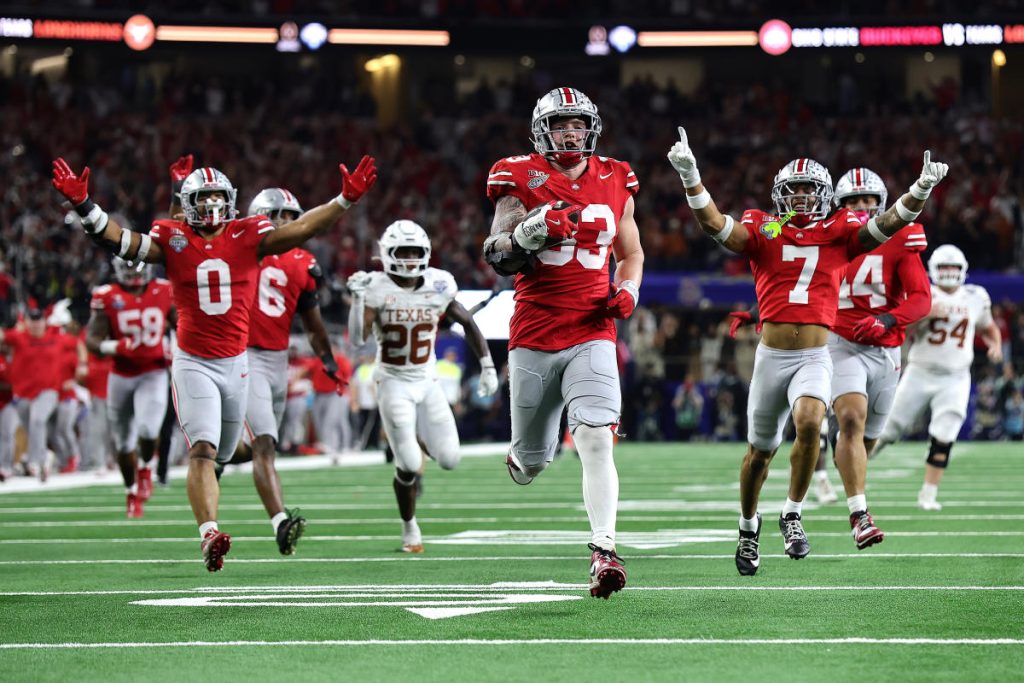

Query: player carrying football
[827,167,932,548]
[872,244,1002,510]
[52,154,376,571]
[482,87,643,598]
[668,127,947,575]
[86,257,174,518]
[348,220,498,553]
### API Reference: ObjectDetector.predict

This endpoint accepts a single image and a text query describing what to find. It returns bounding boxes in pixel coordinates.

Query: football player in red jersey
[827,168,931,549]
[482,87,643,599]
[239,187,342,556]
[52,154,376,571]
[669,127,948,575]
[86,257,174,518]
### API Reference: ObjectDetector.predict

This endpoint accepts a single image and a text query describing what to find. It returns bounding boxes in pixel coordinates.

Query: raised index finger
[677,126,688,146]
[923,150,931,166]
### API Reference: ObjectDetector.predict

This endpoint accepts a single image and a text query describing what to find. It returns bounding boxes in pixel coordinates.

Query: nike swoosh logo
[549,219,560,225]
[231,230,245,238]
[600,172,613,180]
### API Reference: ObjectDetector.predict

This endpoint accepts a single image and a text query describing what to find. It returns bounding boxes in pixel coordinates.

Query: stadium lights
[155,25,278,44]
[993,49,1007,66]
[364,54,400,72]
[329,28,449,46]
[637,30,759,48]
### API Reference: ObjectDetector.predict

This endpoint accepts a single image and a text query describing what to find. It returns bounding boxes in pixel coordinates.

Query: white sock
[847,494,867,515]
[127,483,138,495]
[921,483,939,498]
[739,515,759,532]
[402,517,421,543]
[198,521,218,539]
[271,512,288,533]
[782,498,802,516]
[573,425,618,549]
[139,463,150,472]
[814,470,830,482]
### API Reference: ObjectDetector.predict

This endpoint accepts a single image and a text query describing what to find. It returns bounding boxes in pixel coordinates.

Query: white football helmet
[112,257,152,288]
[834,167,888,217]
[928,244,968,288]
[180,167,238,229]
[247,187,303,223]
[379,220,431,278]
[771,158,834,222]
[531,87,602,167]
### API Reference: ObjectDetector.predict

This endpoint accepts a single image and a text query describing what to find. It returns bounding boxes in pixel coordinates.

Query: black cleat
[276,508,307,556]
[779,512,810,559]
[735,513,762,576]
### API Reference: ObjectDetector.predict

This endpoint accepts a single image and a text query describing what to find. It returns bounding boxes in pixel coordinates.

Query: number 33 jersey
[150,216,274,359]
[908,284,993,372]
[741,207,865,328]
[363,268,458,381]
[486,153,639,351]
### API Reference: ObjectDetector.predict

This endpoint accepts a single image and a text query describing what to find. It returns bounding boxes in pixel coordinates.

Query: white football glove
[347,270,372,295]
[910,150,949,199]
[667,126,702,188]
[477,357,499,398]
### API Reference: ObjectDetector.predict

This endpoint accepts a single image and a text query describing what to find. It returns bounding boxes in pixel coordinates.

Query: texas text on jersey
[149,215,274,358]
[833,225,930,347]
[908,284,993,372]
[90,279,173,376]
[248,248,320,351]
[740,207,865,327]
[363,268,457,381]
[486,153,639,351]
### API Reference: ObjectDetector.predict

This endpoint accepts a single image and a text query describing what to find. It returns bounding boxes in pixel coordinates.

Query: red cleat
[126,493,143,518]
[850,510,885,550]
[59,454,80,474]
[137,468,153,502]
[201,530,232,572]
[588,543,627,599]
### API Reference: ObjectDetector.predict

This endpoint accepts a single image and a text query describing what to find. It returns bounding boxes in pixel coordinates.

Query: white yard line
[1,638,1022,649]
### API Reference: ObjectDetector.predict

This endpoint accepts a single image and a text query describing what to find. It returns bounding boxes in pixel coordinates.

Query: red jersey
[741,208,866,328]
[90,279,174,377]
[3,328,67,399]
[486,153,639,351]
[55,329,80,401]
[311,352,353,395]
[85,351,113,399]
[833,224,931,347]
[150,216,274,358]
[0,357,12,409]
[248,248,319,351]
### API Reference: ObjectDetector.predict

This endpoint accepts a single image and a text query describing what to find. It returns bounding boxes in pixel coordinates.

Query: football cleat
[505,452,533,486]
[917,489,943,511]
[200,529,231,572]
[588,543,626,599]
[401,542,425,554]
[59,454,80,474]
[401,519,424,554]
[779,512,810,559]
[137,468,153,502]
[814,476,838,505]
[126,492,143,519]
[275,508,307,556]
[850,510,885,549]
[735,513,762,576]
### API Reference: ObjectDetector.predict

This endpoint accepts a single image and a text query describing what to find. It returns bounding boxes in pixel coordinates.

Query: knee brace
[394,469,418,487]
[925,438,953,468]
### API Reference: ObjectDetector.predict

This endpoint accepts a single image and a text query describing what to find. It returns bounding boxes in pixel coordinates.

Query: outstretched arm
[444,299,498,398]
[52,158,165,265]
[667,126,749,254]
[857,151,949,251]
[168,154,193,219]
[259,155,377,258]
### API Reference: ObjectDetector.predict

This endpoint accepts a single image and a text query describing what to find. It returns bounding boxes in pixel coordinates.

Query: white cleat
[917,490,943,511]
[814,476,838,505]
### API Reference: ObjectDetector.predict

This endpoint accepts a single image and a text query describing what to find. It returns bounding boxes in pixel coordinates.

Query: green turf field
[1,442,1022,682]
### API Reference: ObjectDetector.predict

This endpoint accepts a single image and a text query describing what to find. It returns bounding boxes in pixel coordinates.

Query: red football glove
[727,311,762,338]
[322,356,349,395]
[52,158,90,205]
[851,314,894,344]
[339,155,378,204]
[542,201,582,243]
[169,154,194,183]
[606,281,638,319]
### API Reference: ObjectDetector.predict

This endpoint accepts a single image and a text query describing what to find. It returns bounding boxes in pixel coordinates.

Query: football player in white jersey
[872,245,1002,510]
[347,221,499,552]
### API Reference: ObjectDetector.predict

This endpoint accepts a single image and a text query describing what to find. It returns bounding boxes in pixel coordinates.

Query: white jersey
[364,268,458,382]
[907,284,993,372]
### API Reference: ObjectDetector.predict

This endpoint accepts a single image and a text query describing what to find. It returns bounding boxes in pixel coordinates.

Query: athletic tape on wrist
[117,229,133,258]
[480,356,495,369]
[866,217,890,243]
[681,169,702,189]
[713,215,735,244]
[895,199,921,222]
[686,189,711,210]
[334,194,353,209]
[619,280,639,307]
[909,182,931,201]
[78,201,108,235]
[134,234,152,263]
[99,340,118,355]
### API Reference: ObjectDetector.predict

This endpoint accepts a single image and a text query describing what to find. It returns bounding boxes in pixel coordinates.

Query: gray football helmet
[530,87,602,167]
[179,167,238,229]
[834,167,888,217]
[247,187,304,223]
[771,158,834,222]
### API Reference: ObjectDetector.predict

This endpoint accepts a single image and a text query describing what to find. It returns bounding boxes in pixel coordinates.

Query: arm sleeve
[888,252,932,327]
